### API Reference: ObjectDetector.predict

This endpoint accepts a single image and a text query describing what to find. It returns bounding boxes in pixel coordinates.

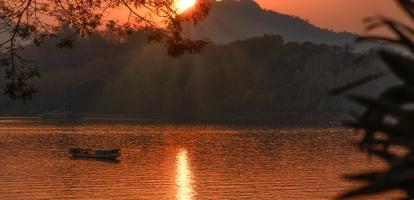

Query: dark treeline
[0,32,392,123]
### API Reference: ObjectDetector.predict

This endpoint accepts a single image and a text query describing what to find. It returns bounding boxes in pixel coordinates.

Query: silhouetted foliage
[334,0,414,199]
[0,0,211,102]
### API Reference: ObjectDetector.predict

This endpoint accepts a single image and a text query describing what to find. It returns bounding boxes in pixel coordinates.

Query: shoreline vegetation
[0,112,346,127]
[0,33,391,122]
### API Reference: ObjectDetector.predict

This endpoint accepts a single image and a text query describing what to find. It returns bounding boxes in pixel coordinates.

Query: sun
[175,0,197,13]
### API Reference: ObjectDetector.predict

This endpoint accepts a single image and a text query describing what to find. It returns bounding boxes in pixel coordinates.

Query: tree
[332,0,414,199]
[0,0,211,102]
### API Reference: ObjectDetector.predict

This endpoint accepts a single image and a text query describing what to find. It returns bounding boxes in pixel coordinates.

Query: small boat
[69,147,120,159]
[41,110,82,119]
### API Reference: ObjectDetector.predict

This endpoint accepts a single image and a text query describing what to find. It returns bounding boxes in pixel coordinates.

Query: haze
[256,0,411,35]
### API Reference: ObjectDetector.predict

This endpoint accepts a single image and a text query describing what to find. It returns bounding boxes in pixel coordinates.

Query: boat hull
[69,148,120,159]
[70,152,120,159]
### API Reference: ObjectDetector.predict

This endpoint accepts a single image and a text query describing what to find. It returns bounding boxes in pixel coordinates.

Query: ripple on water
[0,120,403,199]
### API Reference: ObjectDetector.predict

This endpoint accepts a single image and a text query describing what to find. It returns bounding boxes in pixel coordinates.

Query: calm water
[0,119,401,199]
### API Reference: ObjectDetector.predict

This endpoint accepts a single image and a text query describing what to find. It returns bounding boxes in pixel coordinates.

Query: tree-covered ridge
[0,33,389,123]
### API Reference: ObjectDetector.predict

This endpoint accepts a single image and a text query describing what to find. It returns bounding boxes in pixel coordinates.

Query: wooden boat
[69,147,120,159]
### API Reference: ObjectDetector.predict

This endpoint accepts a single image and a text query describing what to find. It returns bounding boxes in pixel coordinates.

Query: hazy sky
[255,0,411,35]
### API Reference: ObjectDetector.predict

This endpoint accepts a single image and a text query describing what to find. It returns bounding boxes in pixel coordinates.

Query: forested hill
[183,0,364,49]
[0,32,390,123]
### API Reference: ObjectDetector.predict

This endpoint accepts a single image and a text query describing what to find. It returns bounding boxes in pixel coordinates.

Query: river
[0,118,401,199]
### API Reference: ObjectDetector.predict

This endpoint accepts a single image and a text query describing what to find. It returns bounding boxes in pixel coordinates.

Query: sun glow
[176,148,195,200]
[175,0,197,13]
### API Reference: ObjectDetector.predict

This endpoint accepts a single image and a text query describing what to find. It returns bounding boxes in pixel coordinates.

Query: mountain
[183,0,362,48]
[0,1,375,51]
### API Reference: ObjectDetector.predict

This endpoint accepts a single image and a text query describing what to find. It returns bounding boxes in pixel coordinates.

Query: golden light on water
[176,148,195,200]
[175,0,197,13]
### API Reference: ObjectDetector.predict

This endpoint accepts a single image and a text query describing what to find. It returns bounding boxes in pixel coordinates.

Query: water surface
[0,119,400,199]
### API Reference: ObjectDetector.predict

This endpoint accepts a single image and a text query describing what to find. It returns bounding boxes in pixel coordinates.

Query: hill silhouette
[183,0,363,48]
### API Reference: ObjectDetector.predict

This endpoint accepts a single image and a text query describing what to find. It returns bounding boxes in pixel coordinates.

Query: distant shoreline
[0,114,346,127]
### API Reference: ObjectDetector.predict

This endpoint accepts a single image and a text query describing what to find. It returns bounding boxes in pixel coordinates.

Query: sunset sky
[254,0,411,35]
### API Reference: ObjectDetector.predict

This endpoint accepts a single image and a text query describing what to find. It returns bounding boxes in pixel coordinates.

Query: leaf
[329,72,385,95]
[344,172,383,182]
[371,150,400,164]
[356,36,400,45]
[379,50,414,85]
[338,182,399,199]
[397,0,414,20]
[348,95,404,115]
[381,85,414,103]
[380,19,414,52]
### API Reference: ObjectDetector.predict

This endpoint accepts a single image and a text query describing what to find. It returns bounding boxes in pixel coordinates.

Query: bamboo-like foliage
[334,0,414,199]
[0,0,211,102]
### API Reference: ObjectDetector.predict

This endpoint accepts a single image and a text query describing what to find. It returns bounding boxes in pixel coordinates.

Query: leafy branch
[0,0,211,102]
[333,0,414,199]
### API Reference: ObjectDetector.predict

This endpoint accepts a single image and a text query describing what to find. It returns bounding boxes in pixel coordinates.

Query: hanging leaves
[336,0,414,199]
[0,0,212,101]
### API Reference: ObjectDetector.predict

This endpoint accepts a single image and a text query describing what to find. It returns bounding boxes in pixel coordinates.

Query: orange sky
[255,0,412,35]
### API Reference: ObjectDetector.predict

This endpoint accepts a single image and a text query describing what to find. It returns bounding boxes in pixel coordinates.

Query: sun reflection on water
[176,148,194,200]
